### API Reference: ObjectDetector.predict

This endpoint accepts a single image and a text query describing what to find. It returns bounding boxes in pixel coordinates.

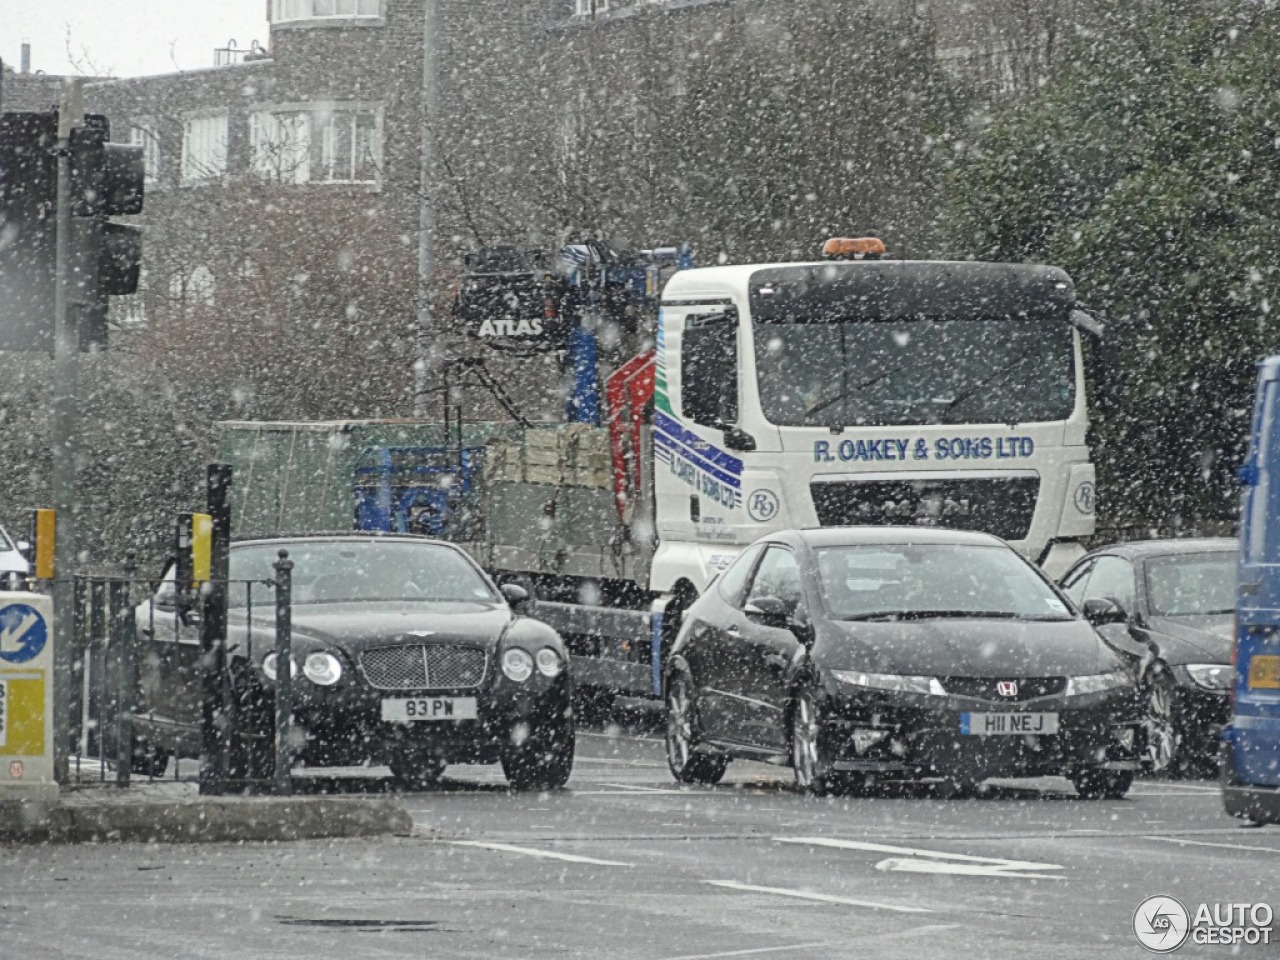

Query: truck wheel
[665,673,728,785]
[503,712,575,791]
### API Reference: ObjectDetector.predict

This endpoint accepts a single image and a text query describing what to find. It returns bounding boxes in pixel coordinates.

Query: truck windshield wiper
[933,355,1034,423]
[804,362,909,419]
[839,610,1025,622]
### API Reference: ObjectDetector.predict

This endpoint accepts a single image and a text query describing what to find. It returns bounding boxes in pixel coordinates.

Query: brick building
[8,0,1092,421]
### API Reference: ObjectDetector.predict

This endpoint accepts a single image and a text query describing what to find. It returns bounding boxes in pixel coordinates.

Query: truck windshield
[753,316,1074,427]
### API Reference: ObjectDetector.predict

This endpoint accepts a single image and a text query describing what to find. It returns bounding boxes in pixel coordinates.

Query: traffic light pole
[51,79,84,783]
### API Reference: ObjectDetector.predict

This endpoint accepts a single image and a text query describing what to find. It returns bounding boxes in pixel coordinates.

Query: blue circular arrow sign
[0,603,48,664]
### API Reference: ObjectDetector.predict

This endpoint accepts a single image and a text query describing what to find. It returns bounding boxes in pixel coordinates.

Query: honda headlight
[501,648,534,682]
[1065,671,1130,696]
[302,652,343,686]
[832,671,946,696]
[535,647,563,678]
[1180,663,1231,692]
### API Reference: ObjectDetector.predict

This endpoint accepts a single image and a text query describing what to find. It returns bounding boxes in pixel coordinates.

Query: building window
[271,0,380,23]
[250,107,379,184]
[574,0,610,14]
[181,115,228,184]
[250,111,309,183]
[129,123,162,186]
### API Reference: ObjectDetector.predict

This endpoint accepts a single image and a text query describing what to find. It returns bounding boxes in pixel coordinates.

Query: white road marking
[599,782,676,793]
[776,836,1063,878]
[447,840,633,867]
[874,858,1064,880]
[653,943,828,960]
[1145,836,1280,855]
[1130,782,1220,794]
[706,880,932,913]
[571,756,668,768]
[572,790,701,796]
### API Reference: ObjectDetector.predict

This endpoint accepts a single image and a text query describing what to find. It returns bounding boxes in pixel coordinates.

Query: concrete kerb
[0,784,413,844]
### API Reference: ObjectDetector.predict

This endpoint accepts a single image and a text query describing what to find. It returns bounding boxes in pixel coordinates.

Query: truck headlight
[535,647,563,677]
[832,671,946,696]
[303,652,343,686]
[1065,671,1130,695]
[501,648,534,682]
[1180,663,1231,692]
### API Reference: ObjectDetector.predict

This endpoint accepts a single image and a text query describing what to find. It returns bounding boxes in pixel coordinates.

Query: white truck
[465,238,1100,703]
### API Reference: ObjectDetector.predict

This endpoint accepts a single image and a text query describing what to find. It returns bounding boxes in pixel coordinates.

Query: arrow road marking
[0,611,39,655]
[775,836,1064,879]
[447,840,633,867]
[706,880,932,913]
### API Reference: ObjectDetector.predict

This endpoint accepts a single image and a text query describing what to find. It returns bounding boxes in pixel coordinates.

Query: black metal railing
[65,554,296,795]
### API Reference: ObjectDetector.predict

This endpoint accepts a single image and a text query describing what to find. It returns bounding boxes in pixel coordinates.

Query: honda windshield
[815,542,1074,621]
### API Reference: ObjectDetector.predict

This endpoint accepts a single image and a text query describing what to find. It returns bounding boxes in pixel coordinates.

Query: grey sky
[2,1,268,79]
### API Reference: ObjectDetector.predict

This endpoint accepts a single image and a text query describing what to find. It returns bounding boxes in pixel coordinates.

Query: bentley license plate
[381,697,478,722]
[960,712,1058,735]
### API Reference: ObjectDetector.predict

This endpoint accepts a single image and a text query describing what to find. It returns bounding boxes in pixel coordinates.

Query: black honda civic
[130,535,573,791]
[664,528,1142,797]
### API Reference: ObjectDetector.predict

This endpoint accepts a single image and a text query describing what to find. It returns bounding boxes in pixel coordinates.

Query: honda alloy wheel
[791,688,834,797]
[665,674,728,785]
[1143,667,1180,775]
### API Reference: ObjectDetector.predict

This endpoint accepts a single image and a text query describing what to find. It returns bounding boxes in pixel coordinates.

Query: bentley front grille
[359,644,488,690]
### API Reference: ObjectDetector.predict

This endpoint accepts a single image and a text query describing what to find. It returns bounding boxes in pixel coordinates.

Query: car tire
[389,752,446,791]
[1141,665,1180,776]
[130,736,171,778]
[665,673,729,785]
[791,687,836,797]
[502,711,575,791]
[1071,768,1134,799]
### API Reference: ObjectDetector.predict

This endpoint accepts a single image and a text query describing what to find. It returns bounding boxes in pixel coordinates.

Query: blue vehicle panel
[1225,357,1280,823]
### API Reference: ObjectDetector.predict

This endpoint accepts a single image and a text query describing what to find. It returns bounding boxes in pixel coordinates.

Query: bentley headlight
[262,652,297,681]
[832,671,945,696]
[535,647,563,678]
[302,652,343,686]
[501,648,534,682]
[1065,671,1130,696]
[1180,663,1232,692]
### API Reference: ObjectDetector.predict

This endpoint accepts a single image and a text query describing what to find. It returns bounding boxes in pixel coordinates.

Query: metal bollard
[115,552,138,786]
[273,550,293,796]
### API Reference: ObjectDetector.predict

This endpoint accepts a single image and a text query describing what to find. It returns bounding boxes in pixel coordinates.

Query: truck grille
[939,676,1067,701]
[810,476,1040,541]
[359,644,488,690]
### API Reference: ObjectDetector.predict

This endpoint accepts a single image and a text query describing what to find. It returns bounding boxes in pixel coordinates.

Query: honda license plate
[381,697,478,722]
[960,712,1058,735]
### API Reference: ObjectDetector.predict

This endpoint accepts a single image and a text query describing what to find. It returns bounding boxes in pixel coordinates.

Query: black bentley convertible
[130,534,573,791]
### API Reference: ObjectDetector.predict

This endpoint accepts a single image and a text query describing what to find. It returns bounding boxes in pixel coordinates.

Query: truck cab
[646,249,1098,597]
[1224,355,1280,825]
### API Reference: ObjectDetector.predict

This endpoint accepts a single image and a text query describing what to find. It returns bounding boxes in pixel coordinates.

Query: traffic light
[0,109,143,353]
[71,117,144,350]
[0,112,58,352]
